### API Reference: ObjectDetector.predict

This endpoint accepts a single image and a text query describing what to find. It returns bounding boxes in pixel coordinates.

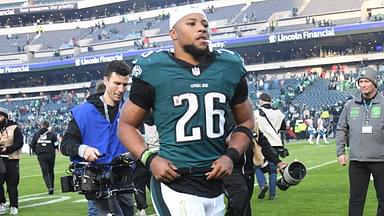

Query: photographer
[254,93,287,200]
[0,107,23,215]
[60,61,134,216]
[223,126,286,216]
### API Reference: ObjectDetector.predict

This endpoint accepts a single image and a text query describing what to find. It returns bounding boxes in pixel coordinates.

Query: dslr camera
[275,146,289,158]
[60,153,135,200]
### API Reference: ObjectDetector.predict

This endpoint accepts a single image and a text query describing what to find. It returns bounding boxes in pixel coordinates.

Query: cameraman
[61,60,134,216]
[254,93,287,200]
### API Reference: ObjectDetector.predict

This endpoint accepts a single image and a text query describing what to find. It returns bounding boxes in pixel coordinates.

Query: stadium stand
[300,0,365,15]
[0,0,383,143]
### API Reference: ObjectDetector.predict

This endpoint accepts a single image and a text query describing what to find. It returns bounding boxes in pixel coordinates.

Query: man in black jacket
[224,129,287,216]
[31,120,58,195]
[0,107,23,215]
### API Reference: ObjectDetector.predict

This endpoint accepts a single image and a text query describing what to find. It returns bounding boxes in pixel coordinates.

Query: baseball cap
[357,67,378,87]
[169,7,207,31]
[259,93,271,102]
[0,107,9,117]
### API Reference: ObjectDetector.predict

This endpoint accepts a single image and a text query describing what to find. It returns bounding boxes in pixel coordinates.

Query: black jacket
[31,127,57,155]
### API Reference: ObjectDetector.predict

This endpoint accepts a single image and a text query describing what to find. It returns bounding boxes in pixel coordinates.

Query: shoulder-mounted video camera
[60,153,135,200]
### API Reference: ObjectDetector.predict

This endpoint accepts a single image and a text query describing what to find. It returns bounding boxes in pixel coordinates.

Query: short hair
[41,120,50,128]
[104,60,131,78]
[95,81,106,94]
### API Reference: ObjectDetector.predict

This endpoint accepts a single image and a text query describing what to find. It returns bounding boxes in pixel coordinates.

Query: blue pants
[94,193,134,216]
[255,162,277,196]
[87,200,97,216]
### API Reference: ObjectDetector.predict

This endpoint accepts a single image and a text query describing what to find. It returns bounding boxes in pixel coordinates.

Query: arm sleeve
[336,105,349,157]
[129,77,154,110]
[6,127,23,153]
[52,133,58,149]
[231,76,248,106]
[30,132,38,152]
[60,118,83,157]
[280,119,287,131]
[258,131,281,165]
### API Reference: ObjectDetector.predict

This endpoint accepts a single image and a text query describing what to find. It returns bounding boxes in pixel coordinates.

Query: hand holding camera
[83,147,101,162]
[277,160,307,191]
[61,153,135,200]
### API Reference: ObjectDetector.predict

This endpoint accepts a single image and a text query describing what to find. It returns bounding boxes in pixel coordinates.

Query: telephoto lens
[277,160,306,191]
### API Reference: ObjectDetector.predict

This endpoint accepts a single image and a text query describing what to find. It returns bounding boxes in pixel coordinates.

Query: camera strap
[259,108,278,134]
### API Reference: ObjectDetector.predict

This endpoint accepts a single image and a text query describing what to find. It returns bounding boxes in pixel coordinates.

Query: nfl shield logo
[192,67,200,76]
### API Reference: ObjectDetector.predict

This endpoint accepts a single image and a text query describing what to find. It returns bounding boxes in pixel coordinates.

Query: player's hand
[83,147,100,162]
[149,155,179,183]
[206,155,233,180]
[338,154,348,166]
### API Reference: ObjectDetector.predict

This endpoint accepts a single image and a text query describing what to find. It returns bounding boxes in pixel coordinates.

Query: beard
[183,44,209,62]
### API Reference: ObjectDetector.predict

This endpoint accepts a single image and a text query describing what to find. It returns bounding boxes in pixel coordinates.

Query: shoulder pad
[132,51,167,78]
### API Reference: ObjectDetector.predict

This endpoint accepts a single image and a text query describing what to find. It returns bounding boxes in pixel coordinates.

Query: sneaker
[48,189,54,195]
[9,207,18,215]
[269,195,277,200]
[0,203,6,215]
[136,209,147,216]
[257,186,268,199]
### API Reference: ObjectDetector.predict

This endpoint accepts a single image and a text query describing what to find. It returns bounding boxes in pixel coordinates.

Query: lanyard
[99,96,110,123]
[363,99,372,124]
[99,95,124,123]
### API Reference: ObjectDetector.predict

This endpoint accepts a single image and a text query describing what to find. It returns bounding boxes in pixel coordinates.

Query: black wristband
[224,147,240,164]
[145,152,158,168]
[232,126,253,142]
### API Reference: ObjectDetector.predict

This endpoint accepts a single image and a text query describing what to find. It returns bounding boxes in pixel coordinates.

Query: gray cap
[357,67,378,87]
[0,107,8,117]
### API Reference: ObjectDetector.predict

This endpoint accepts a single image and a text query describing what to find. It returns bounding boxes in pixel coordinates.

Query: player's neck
[174,49,199,66]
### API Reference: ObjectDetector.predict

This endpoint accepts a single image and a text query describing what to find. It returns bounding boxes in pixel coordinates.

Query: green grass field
[14,139,378,215]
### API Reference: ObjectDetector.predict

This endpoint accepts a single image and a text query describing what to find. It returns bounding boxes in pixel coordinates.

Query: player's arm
[118,100,148,158]
[118,78,179,182]
[207,76,254,179]
[336,103,349,166]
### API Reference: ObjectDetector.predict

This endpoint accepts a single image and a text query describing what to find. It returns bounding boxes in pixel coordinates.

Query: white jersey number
[173,92,226,142]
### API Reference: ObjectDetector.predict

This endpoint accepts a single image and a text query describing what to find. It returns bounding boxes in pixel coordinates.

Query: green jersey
[132,50,246,169]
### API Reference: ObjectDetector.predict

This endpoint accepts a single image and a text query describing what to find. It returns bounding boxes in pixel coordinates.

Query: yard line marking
[307,160,337,170]
[21,172,64,179]
[19,195,71,208]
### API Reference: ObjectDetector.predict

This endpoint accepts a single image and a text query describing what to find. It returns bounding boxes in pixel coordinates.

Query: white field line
[254,159,337,186]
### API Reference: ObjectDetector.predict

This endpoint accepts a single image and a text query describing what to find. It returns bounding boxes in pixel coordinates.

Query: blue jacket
[71,100,128,164]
